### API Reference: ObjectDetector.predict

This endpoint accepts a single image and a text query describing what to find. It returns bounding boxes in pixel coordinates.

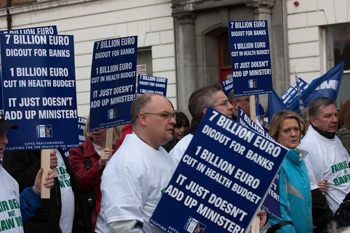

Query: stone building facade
[0,0,349,116]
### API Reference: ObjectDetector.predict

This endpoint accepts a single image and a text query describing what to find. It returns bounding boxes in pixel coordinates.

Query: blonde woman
[69,115,122,232]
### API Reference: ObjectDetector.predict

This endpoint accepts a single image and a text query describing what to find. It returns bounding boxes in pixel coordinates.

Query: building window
[326,24,350,107]
[137,47,152,76]
[218,31,232,82]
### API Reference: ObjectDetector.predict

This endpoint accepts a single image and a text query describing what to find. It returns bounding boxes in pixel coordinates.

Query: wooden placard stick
[106,127,113,150]
[40,149,52,199]
[249,95,257,123]
[249,95,260,233]
[251,216,260,233]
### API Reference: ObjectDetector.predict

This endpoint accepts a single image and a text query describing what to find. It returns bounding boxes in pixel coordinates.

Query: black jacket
[3,149,92,233]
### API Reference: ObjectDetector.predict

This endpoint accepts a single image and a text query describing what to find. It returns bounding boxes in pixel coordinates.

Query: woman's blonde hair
[269,110,305,143]
[83,114,122,144]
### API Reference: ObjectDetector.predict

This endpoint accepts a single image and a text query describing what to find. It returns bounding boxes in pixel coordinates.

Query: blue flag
[286,61,344,113]
[294,72,305,112]
[281,78,309,108]
[268,90,287,123]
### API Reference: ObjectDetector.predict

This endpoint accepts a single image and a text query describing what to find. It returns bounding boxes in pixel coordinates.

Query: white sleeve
[169,135,192,166]
[102,160,145,225]
[304,153,321,190]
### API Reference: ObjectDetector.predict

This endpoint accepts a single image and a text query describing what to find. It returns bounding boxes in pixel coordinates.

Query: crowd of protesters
[1,82,350,233]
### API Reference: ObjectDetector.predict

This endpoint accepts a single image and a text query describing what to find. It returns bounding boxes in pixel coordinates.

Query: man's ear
[138,113,148,127]
[203,108,208,116]
[309,116,316,127]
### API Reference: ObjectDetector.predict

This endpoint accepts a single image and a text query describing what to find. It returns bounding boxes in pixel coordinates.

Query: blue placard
[77,116,87,144]
[237,107,281,220]
[137,75,167,96]
[61,116,87,157]
[228,21,273,96]
[89,36,137,131]
[237,107,272,141]
[150,108,288,232]
[0,26,58,115]
[0,26,58,35]
[221,77,234,97]
[0,33,79,150]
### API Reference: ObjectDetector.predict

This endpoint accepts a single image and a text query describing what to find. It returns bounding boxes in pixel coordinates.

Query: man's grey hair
[308,97,336,119]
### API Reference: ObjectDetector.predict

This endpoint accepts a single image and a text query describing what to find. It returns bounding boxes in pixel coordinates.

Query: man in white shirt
[101,93,177,233]
[0,117,54,233]
[3,148,91,233]
[170,83,234,165]
[299,97,350,231]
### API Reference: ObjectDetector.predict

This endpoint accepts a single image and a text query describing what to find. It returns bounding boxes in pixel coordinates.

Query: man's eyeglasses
[212,99,231,108]
[143,112,177,120]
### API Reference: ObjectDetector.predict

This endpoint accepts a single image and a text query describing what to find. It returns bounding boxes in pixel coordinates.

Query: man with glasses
[228,89,250,121]
[101,93,176,233]
[170,83,234,166]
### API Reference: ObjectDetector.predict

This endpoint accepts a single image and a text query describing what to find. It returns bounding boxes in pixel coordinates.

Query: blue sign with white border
[228,20,273,97]
[0,33,79,150]
[221,77,234,97]
[237,107,281,220]
[150,108,287,233]
[0,26,58,115]
[61,116,87,157]
[137,75,167,96]
[89,36,137,132]
[0,26,58,35]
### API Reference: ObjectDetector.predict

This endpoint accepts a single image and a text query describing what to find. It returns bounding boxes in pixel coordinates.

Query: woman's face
[277,118,301,149]
[174,122,189,141]
[90,128,107,146]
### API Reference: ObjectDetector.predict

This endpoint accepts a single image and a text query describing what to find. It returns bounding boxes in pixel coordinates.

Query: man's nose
[331,115,338,122]
[170,116,176,124]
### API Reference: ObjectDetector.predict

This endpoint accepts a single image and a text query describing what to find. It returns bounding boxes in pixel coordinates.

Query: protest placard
[89,36,137,131]
[237,107,271,141]
[228,20,273,97]
[137,75,167,96]
[150,108,288,233]
[0,33,79,150]
[0,26,58,115]
[237,107,281,220]
[61,116,87,157]
[1,26,58,35]
[222,77,234,97]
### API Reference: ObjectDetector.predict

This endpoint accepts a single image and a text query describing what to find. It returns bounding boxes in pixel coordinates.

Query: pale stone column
[173,13,198,115]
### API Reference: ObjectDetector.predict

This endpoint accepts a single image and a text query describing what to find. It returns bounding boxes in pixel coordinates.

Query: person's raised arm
[20,168,54,222]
